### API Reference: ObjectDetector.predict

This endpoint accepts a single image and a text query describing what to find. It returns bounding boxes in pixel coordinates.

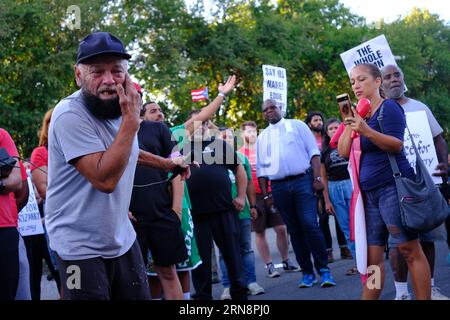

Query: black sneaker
[282,259,301,272]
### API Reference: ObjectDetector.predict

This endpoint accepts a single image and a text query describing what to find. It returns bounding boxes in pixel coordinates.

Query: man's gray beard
[387,87,404,100]
[81,89,122,119]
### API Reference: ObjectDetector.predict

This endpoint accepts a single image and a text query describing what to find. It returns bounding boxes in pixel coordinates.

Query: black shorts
[55,240,150,300]
[133,213,187,267]
[251,194,285,233]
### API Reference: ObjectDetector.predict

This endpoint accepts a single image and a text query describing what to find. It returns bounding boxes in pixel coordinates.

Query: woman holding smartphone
[337,63,431,300]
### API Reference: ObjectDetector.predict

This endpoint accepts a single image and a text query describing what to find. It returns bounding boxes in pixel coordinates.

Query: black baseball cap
[76,32,131,64]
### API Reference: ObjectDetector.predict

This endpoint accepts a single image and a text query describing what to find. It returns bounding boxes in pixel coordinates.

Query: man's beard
[82,89,122,119]
[386,86,404,100]
[311,126,323,133]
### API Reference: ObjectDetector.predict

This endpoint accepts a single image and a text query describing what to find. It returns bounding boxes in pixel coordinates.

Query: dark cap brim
[77,50,132,64]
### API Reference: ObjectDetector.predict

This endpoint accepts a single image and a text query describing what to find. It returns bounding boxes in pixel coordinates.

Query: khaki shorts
[251,194,285,233]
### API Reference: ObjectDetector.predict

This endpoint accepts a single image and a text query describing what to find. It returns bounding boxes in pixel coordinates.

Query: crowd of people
[1,32,449,300]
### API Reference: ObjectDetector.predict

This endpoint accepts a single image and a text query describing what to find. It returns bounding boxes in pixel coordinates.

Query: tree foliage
[1,0,448,156]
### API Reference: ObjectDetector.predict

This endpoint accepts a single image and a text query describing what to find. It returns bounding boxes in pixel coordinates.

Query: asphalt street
[41,217,449,300]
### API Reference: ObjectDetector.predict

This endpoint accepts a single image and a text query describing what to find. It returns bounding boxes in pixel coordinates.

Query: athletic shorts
[251,194,285,233]
[133,212,188,267]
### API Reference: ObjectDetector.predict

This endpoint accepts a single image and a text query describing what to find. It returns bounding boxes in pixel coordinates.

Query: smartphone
[168,151,193,181]
[336,93,352,119]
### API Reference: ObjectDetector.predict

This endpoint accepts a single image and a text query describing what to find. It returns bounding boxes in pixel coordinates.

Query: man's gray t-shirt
[45,90,138,260]
[401,98,443,137]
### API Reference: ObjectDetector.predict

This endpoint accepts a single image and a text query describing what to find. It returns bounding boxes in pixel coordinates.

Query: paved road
[41,217,450,300]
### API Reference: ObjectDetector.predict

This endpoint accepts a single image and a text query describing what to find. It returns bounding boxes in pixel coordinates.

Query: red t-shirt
[239,146,271,195]
[315,135,323,152]
[9,161,28,219]
[0,128,20,227]
[30,145,48,171]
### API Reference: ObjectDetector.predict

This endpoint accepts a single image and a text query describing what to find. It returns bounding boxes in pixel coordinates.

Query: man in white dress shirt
[256,99,336,288]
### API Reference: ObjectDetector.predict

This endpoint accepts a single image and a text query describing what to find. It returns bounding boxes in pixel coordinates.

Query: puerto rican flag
[191,87,209,102]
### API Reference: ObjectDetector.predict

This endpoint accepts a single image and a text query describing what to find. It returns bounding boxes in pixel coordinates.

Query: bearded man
[45,32,188,300]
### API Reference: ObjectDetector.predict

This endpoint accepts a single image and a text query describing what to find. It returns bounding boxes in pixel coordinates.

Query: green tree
[379,8,450,131]
[0,0,111,156]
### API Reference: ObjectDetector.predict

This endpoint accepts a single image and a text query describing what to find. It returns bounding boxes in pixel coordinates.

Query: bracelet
[263,194,272,200]
[218,92,226,99]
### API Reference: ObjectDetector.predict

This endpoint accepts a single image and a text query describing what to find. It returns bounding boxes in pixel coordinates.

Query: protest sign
[262,65,287,115]
[18,177,44,236]
[404,111,441,184]
[340,34,397,76]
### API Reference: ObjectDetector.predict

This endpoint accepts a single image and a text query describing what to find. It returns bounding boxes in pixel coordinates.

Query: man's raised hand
[218,75,236,96]
[116,74,141,129]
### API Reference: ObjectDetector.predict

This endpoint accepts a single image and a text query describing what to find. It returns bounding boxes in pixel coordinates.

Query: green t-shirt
[170,124,191,210]
[229,152,252,220]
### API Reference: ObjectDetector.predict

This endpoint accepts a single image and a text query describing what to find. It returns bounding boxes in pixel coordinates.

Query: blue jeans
[219,218,256,287]
[328,179,356,259]
[15,235,31,300]
[271,171,328,275]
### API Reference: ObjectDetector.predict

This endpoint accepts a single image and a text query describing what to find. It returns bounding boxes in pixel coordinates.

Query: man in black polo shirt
[185,115,248,300]
[129,117,187,300]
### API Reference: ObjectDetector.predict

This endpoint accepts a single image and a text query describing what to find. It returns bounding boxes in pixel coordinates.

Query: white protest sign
[404,111,441,185]
[340,34,397,76]
[18,177,44,236]
[262,65,287,115]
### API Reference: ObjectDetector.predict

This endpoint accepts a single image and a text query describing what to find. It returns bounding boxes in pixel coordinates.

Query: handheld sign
[18,177,44,236]
[262,65,287,115]
[340,34,397,76]
[404,111,441,185]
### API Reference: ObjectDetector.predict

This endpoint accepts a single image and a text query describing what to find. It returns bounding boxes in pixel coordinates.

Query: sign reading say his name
[18,177,44,236]
[404,111,441,185]
[340,35,397,76]
[262,65,287,115]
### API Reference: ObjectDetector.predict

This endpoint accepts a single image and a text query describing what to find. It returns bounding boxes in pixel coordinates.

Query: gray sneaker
[431,286,449,300]
[221,287,231,300]
[247,282,265,295]
[266,263,280,278]
[394,293,412,300]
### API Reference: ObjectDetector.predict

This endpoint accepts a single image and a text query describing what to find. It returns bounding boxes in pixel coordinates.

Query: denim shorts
[364,183,418,246]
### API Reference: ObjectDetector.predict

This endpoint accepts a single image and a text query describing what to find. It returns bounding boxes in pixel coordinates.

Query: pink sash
[348,137,368,282]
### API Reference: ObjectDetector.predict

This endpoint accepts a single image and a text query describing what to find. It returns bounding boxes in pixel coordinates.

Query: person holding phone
[44,32,189,300]
[337,63,431,300]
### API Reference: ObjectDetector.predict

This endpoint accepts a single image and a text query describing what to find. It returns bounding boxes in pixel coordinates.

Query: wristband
[263,194,272,200]
[250,205,257,209]
[218,92,226,99]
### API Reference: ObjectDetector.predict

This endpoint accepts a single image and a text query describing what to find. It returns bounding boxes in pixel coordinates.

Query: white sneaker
[394,293,412,300]
[220,287,231,300]
[431,286,449,300]
[247,282,265,296]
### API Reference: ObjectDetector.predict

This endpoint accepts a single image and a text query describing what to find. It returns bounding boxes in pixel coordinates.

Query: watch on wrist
[250,205,257,209]
[315,176,322,182]
[263,194,272,200]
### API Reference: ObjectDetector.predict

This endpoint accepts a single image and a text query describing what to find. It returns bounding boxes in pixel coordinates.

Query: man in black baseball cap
[45,32,189,300]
